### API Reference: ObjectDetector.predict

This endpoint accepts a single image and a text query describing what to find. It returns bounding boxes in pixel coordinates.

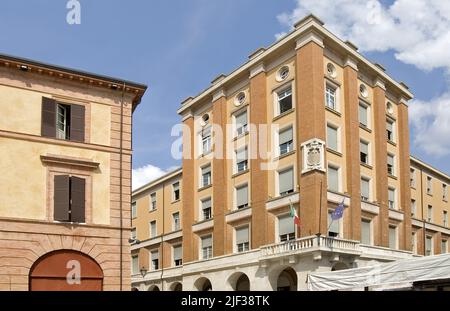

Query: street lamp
[140,266,147,278]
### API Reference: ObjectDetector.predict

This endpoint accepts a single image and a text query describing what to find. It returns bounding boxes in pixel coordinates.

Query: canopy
[307,253,450,291]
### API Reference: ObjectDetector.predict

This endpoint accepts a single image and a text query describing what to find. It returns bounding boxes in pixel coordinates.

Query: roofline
[177,14,413,115]
[410,155,450,182]
[132,167,182,197]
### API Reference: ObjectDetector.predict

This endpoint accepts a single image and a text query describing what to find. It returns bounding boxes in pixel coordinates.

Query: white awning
[307,253,450,291]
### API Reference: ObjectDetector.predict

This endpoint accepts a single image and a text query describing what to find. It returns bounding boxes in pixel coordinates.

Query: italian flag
[289,203,301,227]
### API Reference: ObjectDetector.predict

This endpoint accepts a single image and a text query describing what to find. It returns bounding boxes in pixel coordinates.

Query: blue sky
[1,1,449,188]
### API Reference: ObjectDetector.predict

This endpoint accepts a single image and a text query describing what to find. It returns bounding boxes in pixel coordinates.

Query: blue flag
[331,200,345,220]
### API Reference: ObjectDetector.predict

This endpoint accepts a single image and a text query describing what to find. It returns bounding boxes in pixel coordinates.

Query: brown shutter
[70,104,85,142]
[54,175,70,221]
[70,176,86,223]
[41,97,56,138]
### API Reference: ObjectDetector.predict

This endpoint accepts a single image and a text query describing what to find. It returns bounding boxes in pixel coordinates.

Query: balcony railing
[260,235,360,258]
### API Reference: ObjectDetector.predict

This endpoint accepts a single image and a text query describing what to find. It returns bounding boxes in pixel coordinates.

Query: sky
[0,0,449,189]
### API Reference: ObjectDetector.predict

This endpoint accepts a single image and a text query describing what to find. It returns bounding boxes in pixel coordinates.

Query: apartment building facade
[131,15,449,291]
[0,53,146,290]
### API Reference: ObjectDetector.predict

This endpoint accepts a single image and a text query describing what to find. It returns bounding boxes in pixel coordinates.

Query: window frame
[386,119,395,143]
[277,166,295,196]
[172,181,180,201]
[200,197,212,221]
[150,220,157,238]
[325,83,338,111]
[360,176,371,202]
[387,153,395,176]
[233,109,249,137]
[200,234,213,260]
[359,139,370,165]
[234,225,251,253]
[327,164,341,193]
[235,147,248,173]
[388,187,396,210]
[200,164,212,188]
[150,192,157,211]
[358,101,370,129]
[172,212,181,231]
[326,122,340,153]
[273,83,294,117]
[235,183,249,210]
[278,125,294,156]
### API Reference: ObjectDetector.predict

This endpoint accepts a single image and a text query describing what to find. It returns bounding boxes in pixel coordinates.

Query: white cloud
[277,0,450,156]
[132,164,179,190]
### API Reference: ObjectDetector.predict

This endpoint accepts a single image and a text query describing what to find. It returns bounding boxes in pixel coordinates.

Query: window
[235,110,248,136]
[151,251,159,270]
[41,97,85,142]
[278,214,295,242]
[131,202,137,219]
[389,226,397,249]
[410,169,416,188]
[328,210,340,237]
[327,124,338,152]
[201,165,211,188]
[173,245,182,266]
[360,140,369,165]
[131,228,137,240]
[150,221,157,238]
[361,219,371,245]
[279,127,294,155]
[426,235,433,256]
[277,66,290,81]
[150,193,156,210]
[201,127,211,155]
[361,177,370,202]
[387,154,395,176]
[325,85,337,110]
[386,119,395,142]
[442,240,448,253]
[277,87,292,115]
[278,167,294,196]
[427,176,432,195]
[327,165,339,192]
[236,148,248,173]
[236,226,250,253]
[359,103,369,127]
[388,188,396,209]
[201,235,213,259]
[173,212,180,231]
[236,184,249,209]
[443,184,448,201]
[54,175,86,223]
[444,211,448,227]
[427,205,433,222]
[411,199,416,217]
[132,255,139,275]
[412,232,417,254]
[173,182,180,201]
[201,198,212,220]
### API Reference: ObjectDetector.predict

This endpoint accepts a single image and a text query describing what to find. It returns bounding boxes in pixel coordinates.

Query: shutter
[236,185,248,207]
[387,155,394,166]
[389,227,396,248]
[151,251,159,261]
[327,126,337,150]
[361,220,371,244]
[70,176,86,223]
[388,189,395,202]
[173,246,182,260]
[360,141,368,155]
[70,104,85,142]
[328,167,339,191]
[41,97,56,138]
[386,120,393,132]
[202,235,212,248]
[236,226,249,244]
[328,212,340,234]
[279,215,294,236]
[279,127,293,145]
[132,256,139,274]
[359,104,367,125]
[202,198,211,210]
[279,169,293,194]
[236,148,247,162]
[361,178,369,198]
[235,111,247,126]
[202,165,211,175]
[54,175,70,221]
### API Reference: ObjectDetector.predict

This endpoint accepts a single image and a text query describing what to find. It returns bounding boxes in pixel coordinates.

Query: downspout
[119,82,126,290]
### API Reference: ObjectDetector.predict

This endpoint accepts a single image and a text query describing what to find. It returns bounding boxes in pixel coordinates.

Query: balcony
[260,235,361,259]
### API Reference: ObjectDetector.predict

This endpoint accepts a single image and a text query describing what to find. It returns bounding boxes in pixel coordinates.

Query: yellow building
[130,15,449,291]
[0,53,147,290]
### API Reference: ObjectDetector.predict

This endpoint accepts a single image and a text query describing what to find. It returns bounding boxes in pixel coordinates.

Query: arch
[194,277,212,291]
[148,285,160,291]
[170,282,183,291]
[331,262,349,271]
[276,267,297,291]
[228,272,250,291]
[131,287,139,291]
[29,250,103,291]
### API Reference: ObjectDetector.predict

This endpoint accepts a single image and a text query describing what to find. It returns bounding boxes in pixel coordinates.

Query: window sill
[172,199,181,204]
[275,150,296,160]
[232,169,249,178]
[233,131,249,141]
[360,162,373,170]
[273,108,295,121]
[326,148,342,157]
[325,106,341,117]
[149,208,157,213]
[387,140,397,147]
[198,151,213,159]
[198,184,212,192]
[359,124,372,133]
[388,174,398,180]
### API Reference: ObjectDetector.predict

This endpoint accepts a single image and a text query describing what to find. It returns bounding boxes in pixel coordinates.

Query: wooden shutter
[54,175,70,221]
[70,176,86,223]
[41,97,56,138]
[70,104,85,142]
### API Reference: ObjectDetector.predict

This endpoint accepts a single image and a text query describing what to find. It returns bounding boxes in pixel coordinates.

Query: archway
[228,272,250,291]
[170,282,183,291]
[276,267,297,291]
[148,285,160,291]
[194,277,212,291]
[29,250,103,291]
[331,262,349,271]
